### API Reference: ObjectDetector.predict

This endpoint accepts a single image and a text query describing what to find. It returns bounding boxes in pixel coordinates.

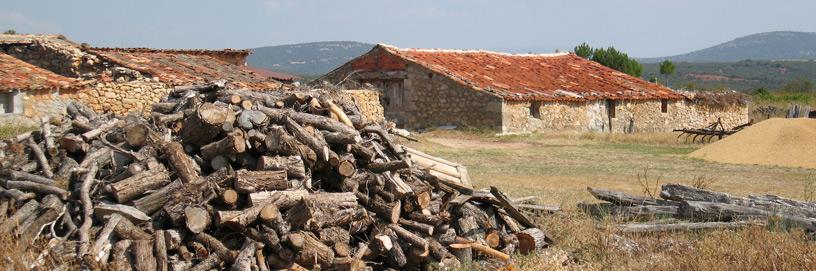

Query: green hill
[248,41,373,77]
[642,60,816,91]
[641,31,816,63]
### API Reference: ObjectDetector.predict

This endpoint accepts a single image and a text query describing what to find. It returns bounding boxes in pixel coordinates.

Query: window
[661,100,668,113]
[607,100,616,118]
[0,92,14,114]
[530,101,542,119]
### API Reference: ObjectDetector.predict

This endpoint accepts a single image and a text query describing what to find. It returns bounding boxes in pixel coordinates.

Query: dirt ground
[406,130,816,270]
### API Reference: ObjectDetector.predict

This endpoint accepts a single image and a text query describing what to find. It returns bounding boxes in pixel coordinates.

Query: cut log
[388,224,430,256]
[4,180,67,199]
[490,186,535,228]
[515,228,549,254]
[231,239,257,271]
[189,254,222,271]
[661,183,737,203]
[185,206,211,234]
[180,103,235,148]
[132,180,183,215]
[288,231,334,268]
[162,141,199,184]
[77,164,98,258]
[200,131,246,160]
[110,170,171,203]
[26,137,53,178]
[110,240,133,271]
[233,169,288,193]
[398,218,434,236]
[153,230,169,271]
[616,221,757,233]
[196,232,238,262]
[133,239,157,271]
[90,213,123,262]
[450,242,511,262]
[255,155,306,179]
[588,187,679,206]
[17,195,63,244]
[81,119,120,141]
[114,217,152,240]
[249,190,310,208]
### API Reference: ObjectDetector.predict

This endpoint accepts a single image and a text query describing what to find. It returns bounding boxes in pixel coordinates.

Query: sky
[2,0,815,58]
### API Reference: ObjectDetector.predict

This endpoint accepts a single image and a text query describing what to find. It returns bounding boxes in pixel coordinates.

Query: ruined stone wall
[501,99,748,134]
[338,89,385,124]
[400,62,504,130]
[77,80,170,116]
[1,42,100,78]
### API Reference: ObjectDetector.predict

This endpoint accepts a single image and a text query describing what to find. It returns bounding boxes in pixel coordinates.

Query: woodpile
[582,184,816,234]
[0,82,552,270]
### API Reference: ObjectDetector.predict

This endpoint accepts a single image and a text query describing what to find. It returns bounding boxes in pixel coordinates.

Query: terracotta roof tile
[89,49,281,90]
[0,52,80,91]
[380,45,682,101]
[242,66,301,82]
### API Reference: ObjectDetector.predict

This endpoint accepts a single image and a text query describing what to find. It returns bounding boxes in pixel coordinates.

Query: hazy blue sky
[2,0,815,57]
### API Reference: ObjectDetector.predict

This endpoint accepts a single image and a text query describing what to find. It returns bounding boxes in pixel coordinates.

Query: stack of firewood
[582,184,816,234]
[0,82,551,270]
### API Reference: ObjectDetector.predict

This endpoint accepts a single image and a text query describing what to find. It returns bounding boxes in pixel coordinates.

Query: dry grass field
[406,130,816,270]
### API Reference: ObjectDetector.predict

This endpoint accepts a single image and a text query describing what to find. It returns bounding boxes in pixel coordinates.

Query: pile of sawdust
[688,118,816,169]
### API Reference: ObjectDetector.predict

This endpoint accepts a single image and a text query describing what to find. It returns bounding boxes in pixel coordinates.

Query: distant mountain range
[247,41,374,77]
[640,31,816,63]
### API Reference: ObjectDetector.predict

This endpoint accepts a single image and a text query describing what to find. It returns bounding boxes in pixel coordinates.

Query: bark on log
[110,170,171,203]
[153,230,169,271]
[162,141,199,184]
[90,213,123,262]
[77,164,98,258]
[200,131,246,160]
[661,183,737,203]
[515,228,549,254]
[616,221,756,233]
[196,232,238,262]
[4,180,67,199]
[588,187,679,206]
[132,180,183,215]
[27,137,54,178]
[114,217,152,240]
[133,239,157,271]
[0,199,38,234]
[388,224,430,256]
[288,231,334,268]
[233,169,288,193]
[256,155,306,179]
[490,186,535,228]
[180,103,235,148]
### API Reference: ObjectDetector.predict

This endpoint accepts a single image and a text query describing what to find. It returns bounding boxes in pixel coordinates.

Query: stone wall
[77,80,170,116]
[339,89,385,124]
[397,62,504,130]
[0,88,80,126]
[502,100,606,133]
[501,99,749,134]
[1,42,100,78]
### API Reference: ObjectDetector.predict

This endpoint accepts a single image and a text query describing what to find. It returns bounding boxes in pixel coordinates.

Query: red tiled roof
[91,47,250,59]
[89,49,281,90]
[379,45,682,101]
[0,52,80,91]
[242,66,301,82]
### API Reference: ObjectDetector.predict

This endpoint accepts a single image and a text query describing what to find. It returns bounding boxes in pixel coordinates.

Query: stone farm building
[321,44,749,133]
[0,34,285,124]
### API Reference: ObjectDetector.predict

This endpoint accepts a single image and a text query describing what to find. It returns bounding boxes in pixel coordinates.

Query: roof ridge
[90,47,251,55]
[377,43,570,58]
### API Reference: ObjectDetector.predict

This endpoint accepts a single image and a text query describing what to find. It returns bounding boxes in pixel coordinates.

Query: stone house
[0,52,84,125]
[0,34,284,119]
[320,44,749,133]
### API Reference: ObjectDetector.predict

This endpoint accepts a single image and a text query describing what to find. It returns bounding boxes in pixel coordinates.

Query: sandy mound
[688,118,816,169]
